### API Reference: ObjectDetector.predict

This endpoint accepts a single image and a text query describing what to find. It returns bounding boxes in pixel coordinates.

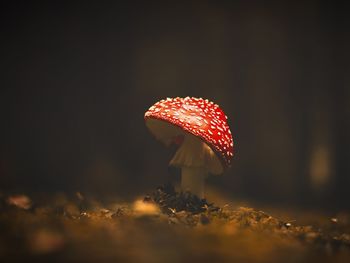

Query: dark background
[1,1,349,211]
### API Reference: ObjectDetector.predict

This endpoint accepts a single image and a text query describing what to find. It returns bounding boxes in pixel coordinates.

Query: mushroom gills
[145,118,184,147]
[169,133,222,175]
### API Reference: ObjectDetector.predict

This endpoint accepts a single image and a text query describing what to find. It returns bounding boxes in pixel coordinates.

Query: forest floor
[1,185,350,263]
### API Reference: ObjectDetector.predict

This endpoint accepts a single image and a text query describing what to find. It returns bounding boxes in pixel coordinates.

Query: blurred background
[1,1,349,211]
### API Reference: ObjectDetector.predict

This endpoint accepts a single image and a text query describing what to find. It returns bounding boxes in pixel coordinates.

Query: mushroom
[144,97,234,199]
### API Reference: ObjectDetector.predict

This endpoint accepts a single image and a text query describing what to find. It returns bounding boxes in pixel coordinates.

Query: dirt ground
[1,187,349,263]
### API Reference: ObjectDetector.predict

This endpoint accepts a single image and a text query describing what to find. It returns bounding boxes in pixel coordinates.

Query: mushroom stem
[181,167,206,199]
[169,133,210,198]
[169,133,222,198]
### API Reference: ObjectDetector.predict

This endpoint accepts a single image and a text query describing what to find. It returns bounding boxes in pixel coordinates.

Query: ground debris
[145,185,350,250]
[148,183,220,214]
[0,190,350,263]
[6,194,32,210]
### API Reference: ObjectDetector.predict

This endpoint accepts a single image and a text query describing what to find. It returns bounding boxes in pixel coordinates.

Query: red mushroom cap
[145,97,234,170]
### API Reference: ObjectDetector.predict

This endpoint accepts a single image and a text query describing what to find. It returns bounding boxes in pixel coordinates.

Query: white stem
[181,167,206,199]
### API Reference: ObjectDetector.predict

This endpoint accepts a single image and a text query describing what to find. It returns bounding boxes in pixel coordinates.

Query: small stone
[200,214,210,225]
[331,218,338,223]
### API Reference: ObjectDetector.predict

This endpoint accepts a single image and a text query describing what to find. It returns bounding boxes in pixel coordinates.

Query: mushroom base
[181,167,206,199]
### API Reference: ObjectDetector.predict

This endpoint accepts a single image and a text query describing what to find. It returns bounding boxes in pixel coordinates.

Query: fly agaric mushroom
[144,97,234,199]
